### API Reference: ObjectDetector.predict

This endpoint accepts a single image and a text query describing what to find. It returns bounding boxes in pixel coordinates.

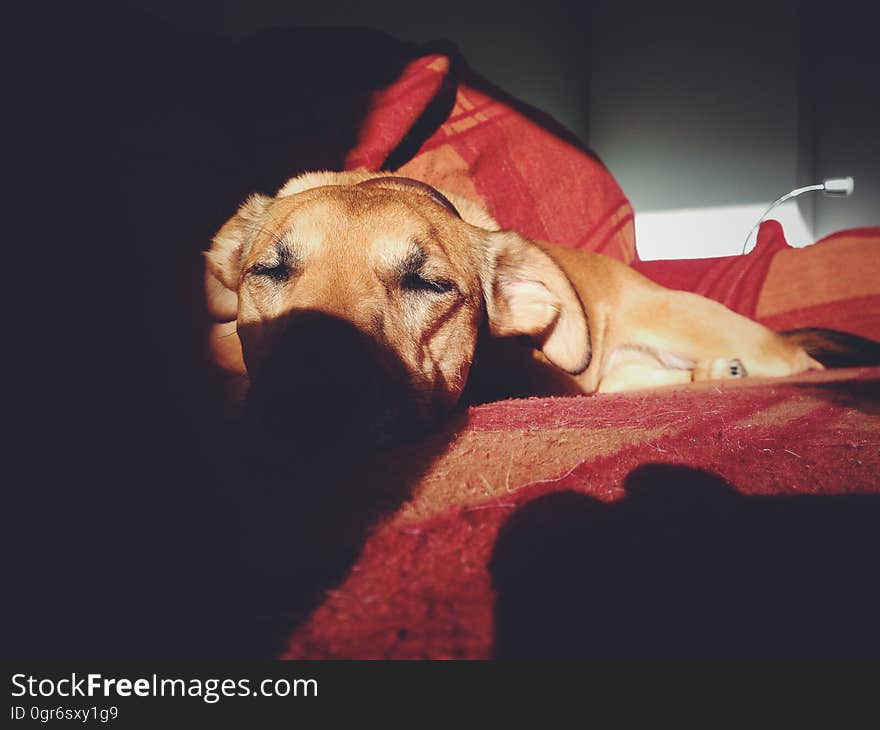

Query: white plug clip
[822,177,854,197]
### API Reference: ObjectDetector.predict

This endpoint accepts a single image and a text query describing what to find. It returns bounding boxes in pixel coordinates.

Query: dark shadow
[789,376,880,417]
[462,330,587,404]
[10,7,465,660]
[220,310,469,657]
[783,329,880,370]
[11,3,616,660]
[11,303,463,659]
[490,464,880,659]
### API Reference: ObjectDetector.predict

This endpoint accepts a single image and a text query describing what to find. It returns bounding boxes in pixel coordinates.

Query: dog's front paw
[727,358,746,378]
[693,357,748,381]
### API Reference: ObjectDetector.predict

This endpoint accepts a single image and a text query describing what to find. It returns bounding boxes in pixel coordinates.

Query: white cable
[741,177,854,255]
[741,184,824,255]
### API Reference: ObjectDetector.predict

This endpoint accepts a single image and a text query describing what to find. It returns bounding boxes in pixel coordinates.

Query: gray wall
[590,2,804,212]
[808,2,880,239]
[588,2,817,257]
[588,1,878,258]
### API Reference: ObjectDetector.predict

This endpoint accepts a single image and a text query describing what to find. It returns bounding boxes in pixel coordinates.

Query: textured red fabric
[759,295,880,340]
[281,368,880,659]
[342,53,636,262]
[756,226,880,340]
[271,239,880,659]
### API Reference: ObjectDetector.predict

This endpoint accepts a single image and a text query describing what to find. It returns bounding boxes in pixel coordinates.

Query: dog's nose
[248,311,390,450]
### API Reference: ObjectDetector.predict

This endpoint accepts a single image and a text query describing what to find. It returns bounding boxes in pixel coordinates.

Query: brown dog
[205,171,822,444]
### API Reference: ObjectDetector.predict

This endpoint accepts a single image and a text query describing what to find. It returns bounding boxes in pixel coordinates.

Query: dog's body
[205,171,822,444]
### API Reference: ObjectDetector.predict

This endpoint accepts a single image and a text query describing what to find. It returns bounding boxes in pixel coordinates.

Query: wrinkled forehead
[248,186,459,264]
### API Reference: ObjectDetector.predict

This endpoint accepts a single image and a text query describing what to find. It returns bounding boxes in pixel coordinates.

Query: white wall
[634,202,813,260]
[589,2,878,260]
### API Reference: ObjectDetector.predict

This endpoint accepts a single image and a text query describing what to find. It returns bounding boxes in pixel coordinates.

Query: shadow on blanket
[12,13,471,659]
[226,312,470,658]
[798,377,880,416]
[490,464,880,659]
[223,421,467,659]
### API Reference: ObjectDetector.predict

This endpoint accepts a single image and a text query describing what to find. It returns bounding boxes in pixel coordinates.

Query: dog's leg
[625,290,822,380]
[597,363,693,393]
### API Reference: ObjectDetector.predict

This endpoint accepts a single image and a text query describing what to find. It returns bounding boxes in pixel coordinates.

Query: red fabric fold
[631,220,790,318]
[343,52,637,261]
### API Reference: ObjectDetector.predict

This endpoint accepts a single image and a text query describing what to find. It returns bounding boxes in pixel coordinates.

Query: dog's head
[205,172,589,448]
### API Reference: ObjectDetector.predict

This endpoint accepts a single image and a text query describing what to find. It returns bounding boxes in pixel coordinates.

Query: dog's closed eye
[401,272,456,294]
[398,246,456,295]
[249,261,291,281]
[248,241,296,282]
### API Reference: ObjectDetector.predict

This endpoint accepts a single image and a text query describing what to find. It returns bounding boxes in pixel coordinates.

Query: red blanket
[281,367,880,659]
[343,52,636,262]
[271,50,880,659]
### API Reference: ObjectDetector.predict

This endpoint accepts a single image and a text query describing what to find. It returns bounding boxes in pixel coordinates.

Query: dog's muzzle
[246,311,418,453]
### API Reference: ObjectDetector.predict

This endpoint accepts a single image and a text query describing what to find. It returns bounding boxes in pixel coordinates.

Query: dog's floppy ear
[204,193,272,321]
[480,230,590,374]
